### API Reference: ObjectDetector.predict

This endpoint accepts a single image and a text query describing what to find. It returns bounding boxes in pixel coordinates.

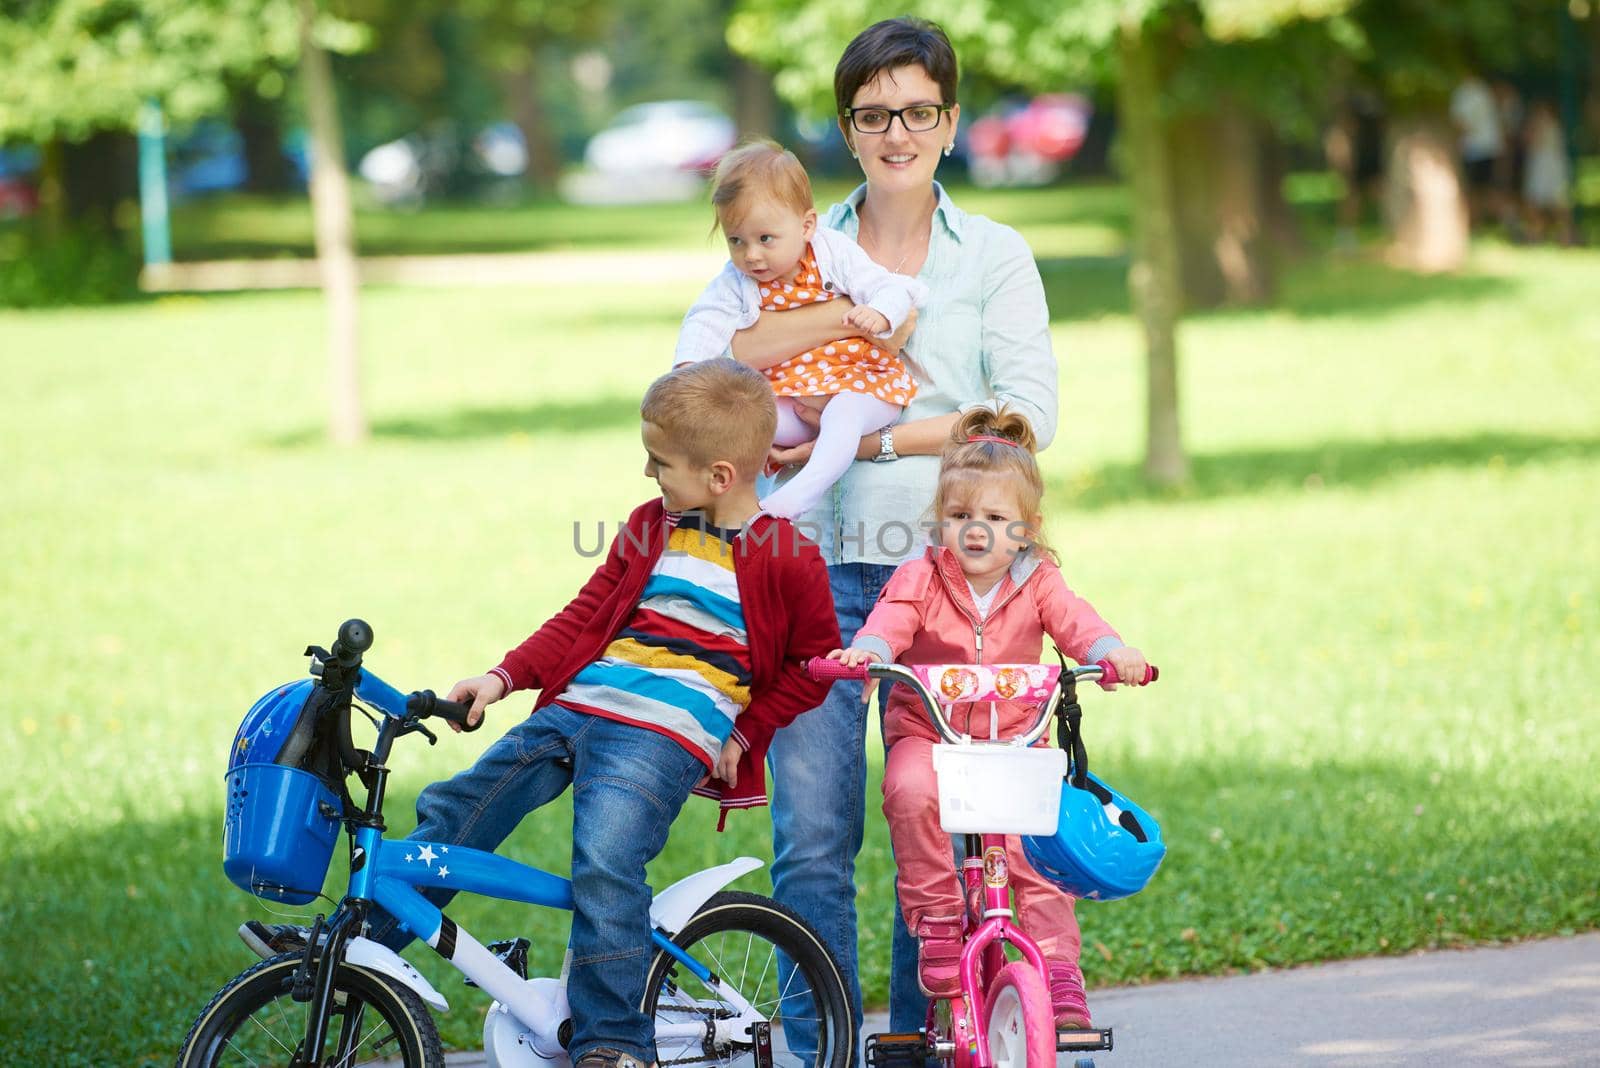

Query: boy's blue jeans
[367,703,705,1067]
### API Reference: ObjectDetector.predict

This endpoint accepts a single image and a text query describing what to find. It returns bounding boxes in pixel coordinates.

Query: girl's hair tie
[966,434,1020,448]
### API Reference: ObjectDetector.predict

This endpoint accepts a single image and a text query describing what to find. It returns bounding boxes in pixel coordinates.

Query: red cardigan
[492,499,840,827]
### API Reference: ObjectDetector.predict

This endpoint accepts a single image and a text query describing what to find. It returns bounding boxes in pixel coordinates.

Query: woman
[732,16,1063,1045]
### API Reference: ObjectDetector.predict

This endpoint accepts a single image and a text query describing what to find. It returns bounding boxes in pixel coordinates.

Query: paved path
[139,248,725,293]
[420,933,1600,1067]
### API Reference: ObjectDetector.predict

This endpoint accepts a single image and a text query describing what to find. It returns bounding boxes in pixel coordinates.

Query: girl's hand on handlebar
[1103,646,1151,688]
[828,647,882,668]
[445,673,506,731]
[827,647,882,703]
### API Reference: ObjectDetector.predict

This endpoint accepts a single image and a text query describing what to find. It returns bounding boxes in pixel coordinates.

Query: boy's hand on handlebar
[1103,646,1151,688]
[715,736,746,788]
[445,673,506,731]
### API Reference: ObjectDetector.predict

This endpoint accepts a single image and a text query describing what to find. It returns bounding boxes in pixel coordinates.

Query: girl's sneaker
[1047,959,1092,1029]
[914,914,964,998]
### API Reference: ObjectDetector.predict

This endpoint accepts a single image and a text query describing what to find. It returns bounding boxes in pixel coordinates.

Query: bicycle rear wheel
[175,954,443,1067]
[643,890,853,1068]
[982,962,1054,1068]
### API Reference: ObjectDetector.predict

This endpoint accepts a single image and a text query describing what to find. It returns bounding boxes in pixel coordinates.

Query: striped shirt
[552,514,751,767]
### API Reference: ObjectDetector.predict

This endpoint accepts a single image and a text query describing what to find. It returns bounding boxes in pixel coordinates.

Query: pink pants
[882,735,1082,965]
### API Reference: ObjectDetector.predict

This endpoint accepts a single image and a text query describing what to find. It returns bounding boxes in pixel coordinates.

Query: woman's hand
[1102,646,1151,688]
[444,672,507,730]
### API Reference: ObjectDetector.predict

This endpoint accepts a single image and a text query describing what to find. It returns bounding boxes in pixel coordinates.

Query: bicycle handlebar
[803,656,1157,745]
[405,689,482,732]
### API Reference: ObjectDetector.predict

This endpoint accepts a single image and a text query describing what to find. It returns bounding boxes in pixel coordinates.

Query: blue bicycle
[176,621,853,1068]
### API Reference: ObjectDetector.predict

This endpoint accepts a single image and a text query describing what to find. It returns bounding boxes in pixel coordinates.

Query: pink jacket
[854,546,1123,749]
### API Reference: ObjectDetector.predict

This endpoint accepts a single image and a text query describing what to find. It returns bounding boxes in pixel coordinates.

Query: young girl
[674,140,926,519]
[827,407,1149,1028]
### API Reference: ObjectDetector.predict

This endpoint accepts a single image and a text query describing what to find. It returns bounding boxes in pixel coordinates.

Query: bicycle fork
[291,906,366,1068]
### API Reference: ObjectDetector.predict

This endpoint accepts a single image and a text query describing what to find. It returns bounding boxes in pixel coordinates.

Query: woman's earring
[944,142,954,157]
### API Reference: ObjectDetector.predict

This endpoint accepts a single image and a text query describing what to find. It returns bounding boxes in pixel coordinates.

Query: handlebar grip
[331,619,374,668]
[805,656,870,682]
[407,689,483,732]
[1094,659,1159,690]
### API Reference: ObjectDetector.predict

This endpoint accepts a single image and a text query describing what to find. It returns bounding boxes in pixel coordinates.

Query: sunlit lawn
[2,186,1598,1064]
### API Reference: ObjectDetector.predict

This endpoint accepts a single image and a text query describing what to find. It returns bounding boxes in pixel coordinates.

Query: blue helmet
[228,679,317,773]
[224,679,345,904]
[1021,770,1165,902]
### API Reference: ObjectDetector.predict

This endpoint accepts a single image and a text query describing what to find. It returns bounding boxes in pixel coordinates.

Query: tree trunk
[1118,22,1189,486]
[60,130,138,235]
[730,55,780,140]
[1168,108,1276,309]
[1383,114,1468,274]
[36,139,67,240]
[1168,114,1227,309]
[1258,125,1304,260]
[234,86,295,193]
[501,51,563,193]
[298,0,366,446]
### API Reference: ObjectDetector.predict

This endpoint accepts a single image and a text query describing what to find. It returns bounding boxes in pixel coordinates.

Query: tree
[0,0,372,443]
[0,0,300,231]
[454,0,612,192]
[298,0,366,445]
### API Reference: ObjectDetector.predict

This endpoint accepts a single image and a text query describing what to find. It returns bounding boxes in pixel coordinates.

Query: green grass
[2,187,1599,1064]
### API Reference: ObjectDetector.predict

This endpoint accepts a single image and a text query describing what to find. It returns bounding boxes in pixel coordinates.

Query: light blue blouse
[790,181,1058,566]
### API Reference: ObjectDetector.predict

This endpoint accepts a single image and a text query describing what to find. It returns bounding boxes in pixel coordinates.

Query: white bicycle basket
[931,743,1066,835]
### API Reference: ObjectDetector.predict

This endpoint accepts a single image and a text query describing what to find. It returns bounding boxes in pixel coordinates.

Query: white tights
[760,393,901,519]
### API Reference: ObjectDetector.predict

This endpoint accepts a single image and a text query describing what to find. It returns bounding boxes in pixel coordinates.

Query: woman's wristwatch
[873,425,899,462]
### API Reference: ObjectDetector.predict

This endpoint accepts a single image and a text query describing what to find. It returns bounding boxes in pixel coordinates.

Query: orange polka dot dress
[760,244,918,407]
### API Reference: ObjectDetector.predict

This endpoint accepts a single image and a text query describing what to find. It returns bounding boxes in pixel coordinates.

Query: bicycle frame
[290,665,768,1066]
[812,658,1120,1067]
[934,833,1051,1066]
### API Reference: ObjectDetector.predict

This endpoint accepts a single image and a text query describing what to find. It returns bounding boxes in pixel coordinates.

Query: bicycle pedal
[865,1032,928,1067]
[1057,1025,1113,1052]
[463,937,531,986]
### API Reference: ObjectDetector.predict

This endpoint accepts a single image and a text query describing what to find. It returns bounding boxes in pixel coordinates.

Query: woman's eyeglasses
[841,104,951,135]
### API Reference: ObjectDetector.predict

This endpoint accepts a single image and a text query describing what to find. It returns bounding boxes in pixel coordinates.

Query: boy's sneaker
[914,914,964,999]
[238,920,314,959]
[572,1048,650,1068]
[1047,959,1092,1030]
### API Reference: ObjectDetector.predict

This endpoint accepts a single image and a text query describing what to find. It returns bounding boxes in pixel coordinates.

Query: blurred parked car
[358,122,528,208]
[169,122,248,197]
[583,100,736,176]
[0,146,40,219]
[966,93,1092,188]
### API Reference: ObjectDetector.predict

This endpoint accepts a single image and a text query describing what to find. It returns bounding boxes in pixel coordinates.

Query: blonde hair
[710,140,814,233]
[640,359,777,480]
[932,406,1057,562]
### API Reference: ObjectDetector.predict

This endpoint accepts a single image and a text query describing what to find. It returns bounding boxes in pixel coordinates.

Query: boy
[243,359,840,1068]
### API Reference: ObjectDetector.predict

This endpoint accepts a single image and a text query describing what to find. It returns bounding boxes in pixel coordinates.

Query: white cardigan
[674,226,929,365]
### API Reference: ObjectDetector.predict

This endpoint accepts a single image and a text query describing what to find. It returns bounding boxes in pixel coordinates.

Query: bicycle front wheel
[643,890,854,1068]
[175,954,443,1067]
[982,961,1054,1068]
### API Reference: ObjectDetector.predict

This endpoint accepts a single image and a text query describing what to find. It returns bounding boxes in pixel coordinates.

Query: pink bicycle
[805,656,1160,1068]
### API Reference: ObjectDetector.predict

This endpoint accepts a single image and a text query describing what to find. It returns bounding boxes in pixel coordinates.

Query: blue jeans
[369,704,706,1067]
[768,561,896,1059]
